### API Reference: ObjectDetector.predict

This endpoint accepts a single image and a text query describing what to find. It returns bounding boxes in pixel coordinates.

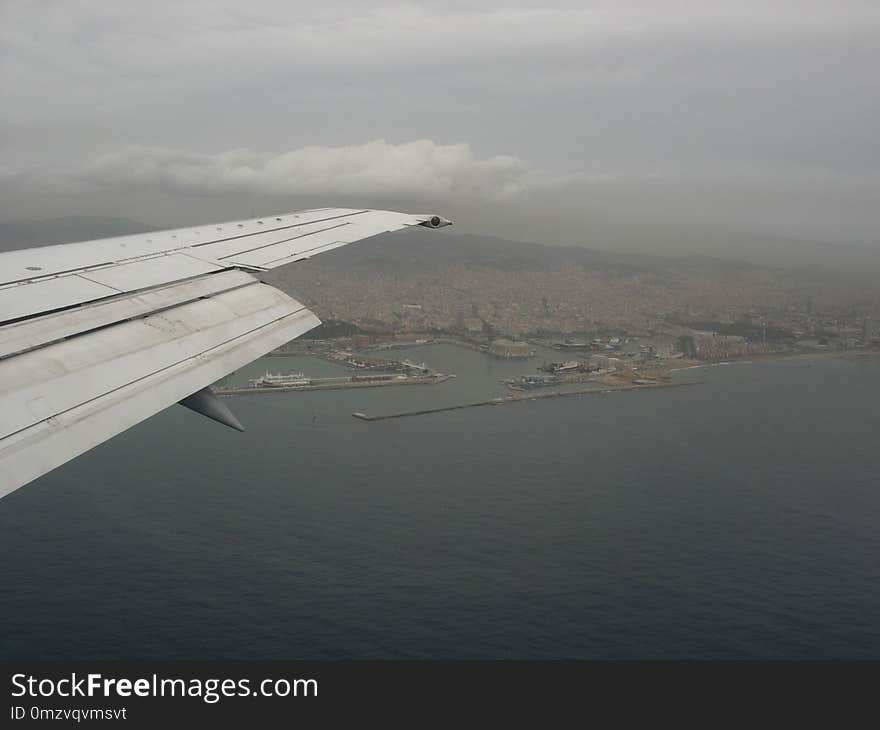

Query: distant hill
[1,213,877,282]
[2,214,871,328]
[0,214,759,275]
[308,228,768,278]
[0,214,858,285]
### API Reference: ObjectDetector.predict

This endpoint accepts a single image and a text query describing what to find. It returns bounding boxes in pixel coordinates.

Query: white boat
[250,371,309,387]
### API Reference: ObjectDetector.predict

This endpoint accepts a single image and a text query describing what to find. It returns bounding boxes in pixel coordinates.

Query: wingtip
[418,215,453,229]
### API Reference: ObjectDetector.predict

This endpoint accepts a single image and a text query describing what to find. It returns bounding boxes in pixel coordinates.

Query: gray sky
[2,0,879,257]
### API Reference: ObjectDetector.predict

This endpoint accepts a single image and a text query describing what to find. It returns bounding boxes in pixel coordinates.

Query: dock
[353,399,505,421]
[352,380,697,421]
[217,373,452,396]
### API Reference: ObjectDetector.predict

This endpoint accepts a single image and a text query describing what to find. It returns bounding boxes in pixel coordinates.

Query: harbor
[214,344,457,395]
[215,337,703,413]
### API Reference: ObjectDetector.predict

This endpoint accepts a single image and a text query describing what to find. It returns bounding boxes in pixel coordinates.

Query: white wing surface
[0,208,451,498]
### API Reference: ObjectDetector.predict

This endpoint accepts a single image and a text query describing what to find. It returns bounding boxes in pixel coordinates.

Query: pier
[217,373,452,396]
[352,380,697,421]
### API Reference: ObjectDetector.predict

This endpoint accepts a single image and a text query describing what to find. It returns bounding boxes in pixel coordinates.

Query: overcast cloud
[1,0,879,256]
[72,140,574,200]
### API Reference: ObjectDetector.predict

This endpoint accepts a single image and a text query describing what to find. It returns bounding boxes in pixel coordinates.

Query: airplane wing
[0,207,452,499]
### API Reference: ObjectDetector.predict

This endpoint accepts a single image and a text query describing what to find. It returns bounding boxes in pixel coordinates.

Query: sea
[1,345,879,659]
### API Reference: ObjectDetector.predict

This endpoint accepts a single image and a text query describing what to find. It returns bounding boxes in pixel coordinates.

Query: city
[266,231,879,373]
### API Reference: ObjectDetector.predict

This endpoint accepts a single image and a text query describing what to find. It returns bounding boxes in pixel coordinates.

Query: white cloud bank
[72,140,575,201]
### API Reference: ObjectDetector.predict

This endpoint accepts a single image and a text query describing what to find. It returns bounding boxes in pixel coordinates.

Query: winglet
[179,386,245,432]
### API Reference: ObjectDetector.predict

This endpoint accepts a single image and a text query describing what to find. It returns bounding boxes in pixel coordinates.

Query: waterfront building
[490,339,533,358]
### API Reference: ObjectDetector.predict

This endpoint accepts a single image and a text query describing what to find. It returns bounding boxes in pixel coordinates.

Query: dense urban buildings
[268,234,880,359]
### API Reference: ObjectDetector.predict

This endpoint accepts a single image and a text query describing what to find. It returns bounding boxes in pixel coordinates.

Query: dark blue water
[2,349,879,658]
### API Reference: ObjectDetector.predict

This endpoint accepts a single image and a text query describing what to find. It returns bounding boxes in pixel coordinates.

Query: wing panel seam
[0,305,316,442]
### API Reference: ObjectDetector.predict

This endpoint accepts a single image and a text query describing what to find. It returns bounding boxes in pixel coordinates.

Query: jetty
[217,373,452,396]
[352,380,697,421]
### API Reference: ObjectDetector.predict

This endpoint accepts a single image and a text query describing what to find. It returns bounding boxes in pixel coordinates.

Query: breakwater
[352,380,697,421]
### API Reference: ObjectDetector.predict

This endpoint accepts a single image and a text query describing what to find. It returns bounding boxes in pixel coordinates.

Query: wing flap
[0,269,256,360]
[0,274,120,323]
[0,282,307,439]
[76,252,224,292]
[0,278,319,498]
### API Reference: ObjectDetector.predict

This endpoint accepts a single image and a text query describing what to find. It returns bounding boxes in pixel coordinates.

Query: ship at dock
[249,371,309,388]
